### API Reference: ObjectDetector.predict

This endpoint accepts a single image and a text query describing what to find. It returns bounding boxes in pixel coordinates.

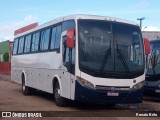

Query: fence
[0,62,11,75]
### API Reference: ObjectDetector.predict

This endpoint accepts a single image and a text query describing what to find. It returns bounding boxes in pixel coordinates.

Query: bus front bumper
[75,81,143,104]
[144,86,160,97]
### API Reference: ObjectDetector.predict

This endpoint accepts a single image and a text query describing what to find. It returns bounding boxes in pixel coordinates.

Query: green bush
[3,52,9,62]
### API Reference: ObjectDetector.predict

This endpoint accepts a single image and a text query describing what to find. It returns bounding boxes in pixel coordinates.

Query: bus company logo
[2,112,11,117]
[110,87,115,91]
[133,79,136,83]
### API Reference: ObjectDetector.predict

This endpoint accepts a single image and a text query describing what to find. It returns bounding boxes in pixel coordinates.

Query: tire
[22,75,31,95]
[54,82,67,107]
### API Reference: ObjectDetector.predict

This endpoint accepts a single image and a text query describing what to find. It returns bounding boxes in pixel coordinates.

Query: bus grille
[95,85,130,91]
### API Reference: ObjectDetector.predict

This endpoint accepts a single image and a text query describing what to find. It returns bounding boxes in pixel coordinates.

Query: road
[0,79,160,120]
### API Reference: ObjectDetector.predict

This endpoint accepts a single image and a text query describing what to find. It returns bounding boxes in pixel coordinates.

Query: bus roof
[14,14,139,38]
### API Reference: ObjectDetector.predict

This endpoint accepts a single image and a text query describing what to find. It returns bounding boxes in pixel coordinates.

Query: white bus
[11,14,148,106]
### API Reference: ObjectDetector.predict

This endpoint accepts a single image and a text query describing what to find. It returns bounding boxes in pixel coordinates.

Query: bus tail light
[66,29,75,48]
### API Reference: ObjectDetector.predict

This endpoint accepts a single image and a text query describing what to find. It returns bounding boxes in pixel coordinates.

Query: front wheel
[54,82,67,107]
[22,77,31,95]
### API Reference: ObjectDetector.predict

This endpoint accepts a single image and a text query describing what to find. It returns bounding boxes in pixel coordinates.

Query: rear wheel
[54,82,67,107]
[22,75,31,95]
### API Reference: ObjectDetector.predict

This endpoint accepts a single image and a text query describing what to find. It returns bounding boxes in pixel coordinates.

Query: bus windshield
[78,20,144,78]
[147,41,160,76]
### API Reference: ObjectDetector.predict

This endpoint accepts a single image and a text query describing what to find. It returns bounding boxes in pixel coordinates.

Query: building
[0,40,13,62]
[142,31,160,41]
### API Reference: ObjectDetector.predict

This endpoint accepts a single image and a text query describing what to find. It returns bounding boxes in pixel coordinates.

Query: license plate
[155,89,160,93]
[107,92,119,96]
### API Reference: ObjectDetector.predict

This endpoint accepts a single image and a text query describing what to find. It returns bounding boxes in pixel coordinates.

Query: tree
[3,52,9,62]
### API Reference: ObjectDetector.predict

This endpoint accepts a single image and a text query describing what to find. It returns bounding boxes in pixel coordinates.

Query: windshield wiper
[116,46,130,73]
[99,48,111,72]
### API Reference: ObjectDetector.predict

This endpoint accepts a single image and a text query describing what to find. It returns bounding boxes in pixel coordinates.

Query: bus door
[59,30,75,99]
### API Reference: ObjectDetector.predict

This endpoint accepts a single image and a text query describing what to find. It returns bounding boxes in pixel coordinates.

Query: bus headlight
[132,81,145,90]
[77,76,94,89]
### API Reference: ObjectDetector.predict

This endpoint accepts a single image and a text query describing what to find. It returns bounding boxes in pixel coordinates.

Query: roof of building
[142,31,160,40]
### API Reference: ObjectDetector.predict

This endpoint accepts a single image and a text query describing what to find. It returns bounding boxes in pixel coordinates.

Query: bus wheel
[22,76,31,95]
[54,82,67,107]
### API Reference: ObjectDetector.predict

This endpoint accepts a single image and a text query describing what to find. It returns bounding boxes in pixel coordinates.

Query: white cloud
[129,0,149,10]
[0,15,38,41]
[143,26,160,31]
[24,15,38,23]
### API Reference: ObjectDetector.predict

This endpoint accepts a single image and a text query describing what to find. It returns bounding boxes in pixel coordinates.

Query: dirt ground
[0,75,160,120]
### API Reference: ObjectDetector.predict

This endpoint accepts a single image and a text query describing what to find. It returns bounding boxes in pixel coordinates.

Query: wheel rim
[55,87,60,101]
[58,89,60,95]
[22,81,25,92]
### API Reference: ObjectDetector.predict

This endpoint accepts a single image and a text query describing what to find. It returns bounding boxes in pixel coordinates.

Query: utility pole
[137,17,145,30]
[143,26,147,31]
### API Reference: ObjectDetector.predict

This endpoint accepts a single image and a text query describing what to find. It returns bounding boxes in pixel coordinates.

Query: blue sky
[0,0,160,41]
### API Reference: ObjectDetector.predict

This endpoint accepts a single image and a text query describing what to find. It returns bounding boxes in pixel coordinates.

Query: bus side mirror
[66,29,75,48]
[144,38,151,55]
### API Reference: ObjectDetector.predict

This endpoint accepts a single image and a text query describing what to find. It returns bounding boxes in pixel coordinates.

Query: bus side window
[13,38,19,55]
[50,27,56,49]
[24,34,31,53]
[62,20,75,32]
[31,32,40,52]
[18,37,25,54]
[40,29,50,51]
[55,25,62,50]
